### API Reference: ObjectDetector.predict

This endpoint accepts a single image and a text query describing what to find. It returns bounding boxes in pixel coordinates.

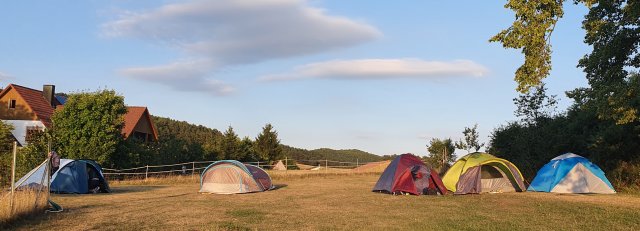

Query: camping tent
[528,153,615,194]
[442,152,525,194]
[200,160,273,194]
[373,153,447,195]
[16,159,110,194]
[272,160,286,170]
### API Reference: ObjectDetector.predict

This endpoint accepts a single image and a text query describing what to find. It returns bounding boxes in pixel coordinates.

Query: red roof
[0,84,60,127]
[122,106,158,141]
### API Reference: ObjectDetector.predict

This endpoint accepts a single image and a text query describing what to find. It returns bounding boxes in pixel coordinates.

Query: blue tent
[528,153,615,194]
[16,159,110,194]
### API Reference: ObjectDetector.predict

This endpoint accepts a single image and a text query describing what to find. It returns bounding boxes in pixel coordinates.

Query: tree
[220,126,241,160]
[425,138,456,170]
[0,121,15,186]
[51,90,127,168]
[514,83,558,125]
[455,124,485,153]
[490,0,564,92]
[254,124,282,161]
[238,137,258,162]
[493,0,640,124]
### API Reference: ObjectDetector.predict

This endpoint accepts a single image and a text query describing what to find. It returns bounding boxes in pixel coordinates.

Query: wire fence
[102,158,376,180]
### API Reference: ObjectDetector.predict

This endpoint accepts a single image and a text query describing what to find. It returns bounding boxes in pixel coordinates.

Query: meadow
[3,171,640,231]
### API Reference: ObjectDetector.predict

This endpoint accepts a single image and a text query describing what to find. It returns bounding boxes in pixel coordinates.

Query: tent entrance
[85,163,108,193]
[480,165,516,193]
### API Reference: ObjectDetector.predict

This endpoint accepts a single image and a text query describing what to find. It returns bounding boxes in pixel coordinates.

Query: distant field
[5,172,640,230]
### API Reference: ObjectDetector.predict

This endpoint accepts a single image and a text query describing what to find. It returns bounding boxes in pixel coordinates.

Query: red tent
[373,153,447,195]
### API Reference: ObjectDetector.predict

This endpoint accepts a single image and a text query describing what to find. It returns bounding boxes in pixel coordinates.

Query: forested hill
[281,146,381,162]
[151,116,381,163]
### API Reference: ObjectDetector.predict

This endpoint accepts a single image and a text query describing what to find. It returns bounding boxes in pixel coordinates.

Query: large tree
[492,0,640,124]
[254,124,282,161]
[51,90,127,168]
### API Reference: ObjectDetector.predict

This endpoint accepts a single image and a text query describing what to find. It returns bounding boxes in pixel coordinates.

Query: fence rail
[101,159,376,180]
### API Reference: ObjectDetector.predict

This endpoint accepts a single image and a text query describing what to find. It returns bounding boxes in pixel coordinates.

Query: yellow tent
[442,152,526,194]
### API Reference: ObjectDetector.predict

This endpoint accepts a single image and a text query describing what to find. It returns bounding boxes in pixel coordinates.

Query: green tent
[442,152,526,194]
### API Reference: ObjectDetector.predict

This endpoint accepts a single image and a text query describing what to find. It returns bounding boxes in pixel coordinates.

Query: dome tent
[528,153,615,194]
[16,159,110,194]
[372,153,447,195]
[199,160,273,194]
[442,152,525,194]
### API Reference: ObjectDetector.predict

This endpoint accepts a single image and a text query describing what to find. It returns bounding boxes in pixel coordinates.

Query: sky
[0,0,591,157]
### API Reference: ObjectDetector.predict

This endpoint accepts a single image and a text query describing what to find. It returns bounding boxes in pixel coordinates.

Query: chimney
[43,85,55,108]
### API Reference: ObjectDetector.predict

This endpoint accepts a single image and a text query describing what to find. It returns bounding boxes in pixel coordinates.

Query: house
[0,84,158,145]
[122,106,158,142]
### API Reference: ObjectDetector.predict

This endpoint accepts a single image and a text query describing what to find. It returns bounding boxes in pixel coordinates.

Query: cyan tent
[528,153,615,194]
[16,159,110,194]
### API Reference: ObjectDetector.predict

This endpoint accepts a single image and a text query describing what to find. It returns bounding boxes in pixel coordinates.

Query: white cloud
[259,59,490,81]
[118,59,234,95]
[104,0,380,95]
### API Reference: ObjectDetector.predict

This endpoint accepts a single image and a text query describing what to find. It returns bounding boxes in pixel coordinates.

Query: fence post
[285,157,288,171]
[356,158,359,172]
[10,141,17,216]
[145,165,149,180]
[192,162,195,176]
[325,159,328,173]
[257,161,260,168]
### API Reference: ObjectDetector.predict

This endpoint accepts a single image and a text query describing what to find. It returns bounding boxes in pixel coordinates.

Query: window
[132,131,148,142]
[8,99,16,109]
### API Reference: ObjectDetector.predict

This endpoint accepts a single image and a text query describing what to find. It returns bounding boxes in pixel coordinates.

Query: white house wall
[2,120,45,146]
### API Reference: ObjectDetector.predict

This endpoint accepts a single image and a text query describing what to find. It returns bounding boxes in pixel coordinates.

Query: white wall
[2,120,45,145]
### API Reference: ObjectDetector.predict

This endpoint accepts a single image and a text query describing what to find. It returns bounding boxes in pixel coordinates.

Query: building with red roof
[0,84,157,145]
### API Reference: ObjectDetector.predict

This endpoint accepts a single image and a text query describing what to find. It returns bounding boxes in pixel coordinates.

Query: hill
[281,145,381,163]
[151,116,381,164]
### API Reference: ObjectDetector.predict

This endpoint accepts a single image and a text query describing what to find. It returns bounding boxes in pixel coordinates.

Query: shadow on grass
[109,185,167,193]
[271,184,288,191]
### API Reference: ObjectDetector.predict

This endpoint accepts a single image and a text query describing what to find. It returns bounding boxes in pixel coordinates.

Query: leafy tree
[16,130,52,176]
[514,83,558,125]
[490,0,640,189]
[455,124,485,153]
[0,121,15,186]
[51,90,127,168]
[490,0,564,92]
[254,123,282,161]
[425,138,456,170]
[493,0,640,124]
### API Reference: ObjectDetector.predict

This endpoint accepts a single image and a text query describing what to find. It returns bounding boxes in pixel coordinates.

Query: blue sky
[0,0,591,157]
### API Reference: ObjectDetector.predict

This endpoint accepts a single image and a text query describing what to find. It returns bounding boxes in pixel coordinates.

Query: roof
[122,106,159,141]
[0,84,61,127]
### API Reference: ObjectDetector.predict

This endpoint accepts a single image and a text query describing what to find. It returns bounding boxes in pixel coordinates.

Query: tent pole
[46,139,51,206]
[10,141,17,216]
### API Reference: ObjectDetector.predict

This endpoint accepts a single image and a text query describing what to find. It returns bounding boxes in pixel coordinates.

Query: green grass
[5,173,640,230]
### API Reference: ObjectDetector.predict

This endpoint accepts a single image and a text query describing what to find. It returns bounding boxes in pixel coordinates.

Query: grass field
[4,172,640,230]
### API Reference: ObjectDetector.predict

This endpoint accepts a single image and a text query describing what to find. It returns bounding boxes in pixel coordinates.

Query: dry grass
[352,160,391,172]
[0,189,48,227]
[6,172,640,230]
